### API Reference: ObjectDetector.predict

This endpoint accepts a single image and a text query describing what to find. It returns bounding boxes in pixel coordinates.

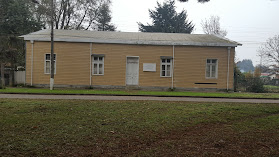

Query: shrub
[0,84,5,89]
[246,77,265,93]
[234,67,265,93]
[234,67,245,91]
[168,87,176,91]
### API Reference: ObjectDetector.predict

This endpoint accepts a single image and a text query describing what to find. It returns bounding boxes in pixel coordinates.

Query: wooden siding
[26,41,91,85]
[26,41,235,89]
[174,46,235,89]
[92,44,172,87]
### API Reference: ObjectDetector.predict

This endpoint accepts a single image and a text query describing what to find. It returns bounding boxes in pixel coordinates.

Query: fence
[14,71,25,84]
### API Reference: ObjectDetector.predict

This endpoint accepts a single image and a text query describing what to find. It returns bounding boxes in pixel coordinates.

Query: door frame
[126,56,140,86]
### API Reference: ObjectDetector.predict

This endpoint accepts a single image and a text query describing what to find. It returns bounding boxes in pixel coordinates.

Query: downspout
[227,47,231,91]
[90,43,92,86]
[31,40,34,86]
[172,45,175,90]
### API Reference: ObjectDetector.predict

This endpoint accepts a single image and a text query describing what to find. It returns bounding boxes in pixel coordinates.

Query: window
[161,58,172,77]
[45,54,56,74]
[92,55,104,75]
[206,59,218,78]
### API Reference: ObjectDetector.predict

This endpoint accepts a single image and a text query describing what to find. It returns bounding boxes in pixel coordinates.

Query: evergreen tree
[96,3,116,31]
[0,0,43,87]
[138,0,194,33]
[236,59,255,73]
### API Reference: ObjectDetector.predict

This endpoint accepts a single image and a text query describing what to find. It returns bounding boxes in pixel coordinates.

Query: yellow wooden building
[21,29,241,91]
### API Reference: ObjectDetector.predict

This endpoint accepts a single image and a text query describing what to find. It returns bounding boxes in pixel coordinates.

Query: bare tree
[179,0,210,2]
[201,16,227,37]
[32,0,111,30]
[258,35,279,68]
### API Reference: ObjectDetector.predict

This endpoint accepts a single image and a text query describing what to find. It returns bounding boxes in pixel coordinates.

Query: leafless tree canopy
[179,0,210,2]
[201,16,227,37]
[258,35,279,67]
[32,0,111,30]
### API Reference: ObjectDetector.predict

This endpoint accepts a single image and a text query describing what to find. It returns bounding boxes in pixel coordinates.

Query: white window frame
[205,59,218,79]
[44,53,56,74]
[92,55,104,75]
[160,58,172,77]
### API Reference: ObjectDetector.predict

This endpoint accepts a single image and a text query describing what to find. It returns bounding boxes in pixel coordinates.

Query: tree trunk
[9,69,14,86]
[234,72,237,92]
[1,63,5,88]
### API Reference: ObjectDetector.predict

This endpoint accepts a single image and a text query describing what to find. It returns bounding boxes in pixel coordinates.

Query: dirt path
[0,94,279,103]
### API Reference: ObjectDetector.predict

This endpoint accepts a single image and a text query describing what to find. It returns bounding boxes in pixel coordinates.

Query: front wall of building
[26,41,235,90]
[174,46,235,89]
[92,44,173,87]
[26,41,91,86]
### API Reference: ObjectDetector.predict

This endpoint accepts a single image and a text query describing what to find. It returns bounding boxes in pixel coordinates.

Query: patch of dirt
[56,123,279,157]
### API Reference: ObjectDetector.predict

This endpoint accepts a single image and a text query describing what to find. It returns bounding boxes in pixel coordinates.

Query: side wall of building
[26,41,235,90]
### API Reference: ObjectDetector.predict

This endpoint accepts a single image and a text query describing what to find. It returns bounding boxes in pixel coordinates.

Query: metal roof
[20,29,242,47]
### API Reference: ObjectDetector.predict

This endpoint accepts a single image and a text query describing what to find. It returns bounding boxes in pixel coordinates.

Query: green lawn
[1,87,279,99]
[1,99,279,156]
[265,85,279,89]
[265,85,279,93]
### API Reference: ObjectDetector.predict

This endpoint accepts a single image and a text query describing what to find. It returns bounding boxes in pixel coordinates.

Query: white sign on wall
[143,63,156,72]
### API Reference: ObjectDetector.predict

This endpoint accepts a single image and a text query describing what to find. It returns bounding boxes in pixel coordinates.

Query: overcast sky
[111,0,279,66]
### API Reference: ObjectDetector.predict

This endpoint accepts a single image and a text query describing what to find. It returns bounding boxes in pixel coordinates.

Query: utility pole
[50,0,55,90]
[32,0,55,90]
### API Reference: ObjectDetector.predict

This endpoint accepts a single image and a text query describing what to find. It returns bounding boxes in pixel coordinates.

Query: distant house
[21,30,241,91]
[269,73,279,80]
[260,73,270,77]
[260,73,271,84]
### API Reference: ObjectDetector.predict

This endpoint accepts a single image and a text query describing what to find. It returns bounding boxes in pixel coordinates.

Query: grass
[265,85,279,89]
[265,85,279,93]
[1,99,279,156]
[1,87,279,99]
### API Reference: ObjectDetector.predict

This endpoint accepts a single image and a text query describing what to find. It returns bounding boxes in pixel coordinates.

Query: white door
[126,57,139,85]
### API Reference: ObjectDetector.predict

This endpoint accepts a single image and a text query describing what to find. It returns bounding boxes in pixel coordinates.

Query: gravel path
[0,94,279,103]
